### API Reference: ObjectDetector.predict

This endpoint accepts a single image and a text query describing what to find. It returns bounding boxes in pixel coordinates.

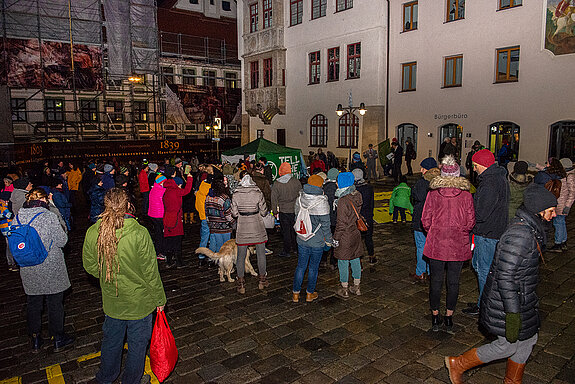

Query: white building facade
[238,0,388,167]
[239,0,575,167]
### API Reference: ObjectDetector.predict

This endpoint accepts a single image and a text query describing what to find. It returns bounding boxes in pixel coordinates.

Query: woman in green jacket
[83,188,166,384]
[389,176,414,223]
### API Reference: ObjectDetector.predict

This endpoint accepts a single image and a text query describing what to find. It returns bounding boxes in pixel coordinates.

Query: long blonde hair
[97,188,133,289]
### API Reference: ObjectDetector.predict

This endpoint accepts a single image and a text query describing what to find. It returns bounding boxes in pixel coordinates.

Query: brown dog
[195,239,258,282]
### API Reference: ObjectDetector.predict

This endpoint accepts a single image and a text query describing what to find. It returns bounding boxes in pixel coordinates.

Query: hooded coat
[271,175,302,214]
[163,177,193,237]
[479,206,545,341]
[17,206,70,295]
[148,182,166,219]
[389,182,414,214]
[83,216,166,320]
[411,168,440,232]
[294,184,333,248]
[252,171,272,211]
[473,164,510,239]
[231,180,268,246]
[421,175,475,262]
[508,172,533,220]
[333,191,363,261]
[557,168,575,215]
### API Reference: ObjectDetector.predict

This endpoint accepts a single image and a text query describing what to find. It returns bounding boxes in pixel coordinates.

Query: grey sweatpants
[476,333,538,364]
[237,243,266,278]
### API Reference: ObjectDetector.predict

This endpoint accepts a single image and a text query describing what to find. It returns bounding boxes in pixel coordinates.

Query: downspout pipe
[385,0,390,140]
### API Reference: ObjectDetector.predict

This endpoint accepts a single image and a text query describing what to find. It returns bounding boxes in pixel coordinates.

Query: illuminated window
[225,72,238,88]
[328,47,340,81]
[447,0,465,21]
[309,51,320,84]
[444,55,463,87]
[80,99,98,122]
[290,0,303,26]
[310,114,328,147]
[133,101,148,123]
[45,99,64,122]
[496,46,519,83]
[347,43,360,79]
[402,62,417,91]
[403,1,418,31]
[106,100,124,122]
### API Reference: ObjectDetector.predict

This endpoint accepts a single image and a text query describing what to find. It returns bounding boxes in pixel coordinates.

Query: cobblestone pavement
[1,182,575,383]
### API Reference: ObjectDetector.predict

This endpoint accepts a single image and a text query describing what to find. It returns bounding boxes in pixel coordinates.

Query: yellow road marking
[77,351,101,362]
[0,377,21,384]
[46,364,66,384]
[145,356,160,384]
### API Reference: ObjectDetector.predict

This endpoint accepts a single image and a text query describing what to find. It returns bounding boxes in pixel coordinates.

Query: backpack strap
[27,212,45,226]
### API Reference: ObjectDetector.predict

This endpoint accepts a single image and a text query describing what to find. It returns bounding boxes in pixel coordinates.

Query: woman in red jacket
[422,155,475,332]
[163,166,193,268]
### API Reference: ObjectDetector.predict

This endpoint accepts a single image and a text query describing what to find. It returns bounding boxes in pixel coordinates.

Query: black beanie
[523,183,557,214]
[164,165,176,178]
[513,161,528,175]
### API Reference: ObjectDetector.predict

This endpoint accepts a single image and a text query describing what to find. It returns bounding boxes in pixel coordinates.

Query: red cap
[472,149,495,168]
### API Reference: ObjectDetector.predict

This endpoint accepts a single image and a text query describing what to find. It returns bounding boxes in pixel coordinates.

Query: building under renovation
[0,0,241,151]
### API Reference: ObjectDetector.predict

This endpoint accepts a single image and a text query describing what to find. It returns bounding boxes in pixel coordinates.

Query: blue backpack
[7,212,51,267]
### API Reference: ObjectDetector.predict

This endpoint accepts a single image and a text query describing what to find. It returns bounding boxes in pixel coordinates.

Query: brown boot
[504,359,526,384]
[258,275,269,290]
[292,292,300,302]
[306,292,318,302]
[190,212,197,223]
[237,277,245,294]
[445,348,483,384]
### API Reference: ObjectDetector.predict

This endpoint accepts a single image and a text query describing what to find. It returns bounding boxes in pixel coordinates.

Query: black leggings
[429,259,464,312]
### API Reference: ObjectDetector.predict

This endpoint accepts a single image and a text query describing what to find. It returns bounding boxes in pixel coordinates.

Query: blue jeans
[413,230,428,276]
[472,235,499,307]
[338,259,362,283]
[198,219,210,258]
[96,313,153,384]
[293,244,324,294]
[209,232,231,253]
[553,215,567,244]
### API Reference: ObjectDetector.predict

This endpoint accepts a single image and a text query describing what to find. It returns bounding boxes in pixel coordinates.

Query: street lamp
[206,116,222,161]
[336,102,367,169]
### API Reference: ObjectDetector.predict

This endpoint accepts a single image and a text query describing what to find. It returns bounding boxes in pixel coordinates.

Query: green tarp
[221,138,306,180]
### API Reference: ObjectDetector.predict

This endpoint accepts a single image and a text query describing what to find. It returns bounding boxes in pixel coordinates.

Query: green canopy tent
[221,138,307,181]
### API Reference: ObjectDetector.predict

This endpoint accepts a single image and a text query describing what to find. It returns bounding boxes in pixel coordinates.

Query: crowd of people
[0,139,573,383]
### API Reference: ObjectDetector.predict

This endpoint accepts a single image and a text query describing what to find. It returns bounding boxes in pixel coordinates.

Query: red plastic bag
[150,311,178,382]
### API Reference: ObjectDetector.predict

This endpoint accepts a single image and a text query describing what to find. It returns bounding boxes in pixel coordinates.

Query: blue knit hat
[353,152,361,162]
[420,157,437,170]
[155,175,167,184]
[327,168,339,181]
[337,172,354,189]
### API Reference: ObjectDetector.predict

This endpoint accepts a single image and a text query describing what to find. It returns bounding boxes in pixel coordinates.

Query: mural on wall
[172,85,241,125]
[546,0,575,55]
[1,38,103,89]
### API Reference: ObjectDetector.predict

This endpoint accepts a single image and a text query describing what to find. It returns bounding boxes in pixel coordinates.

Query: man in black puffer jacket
[445,183,557,384]
[463,149,510,316]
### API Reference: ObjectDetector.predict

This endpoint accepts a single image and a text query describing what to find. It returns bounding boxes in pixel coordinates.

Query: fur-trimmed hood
[509,172,533,185]
[429,175,471,191]
[424,167,440,182]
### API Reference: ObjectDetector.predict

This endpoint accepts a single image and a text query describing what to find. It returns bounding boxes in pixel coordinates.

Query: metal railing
[159,31,240,65]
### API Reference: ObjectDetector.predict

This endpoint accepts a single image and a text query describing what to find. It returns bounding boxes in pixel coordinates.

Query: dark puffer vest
[479,206,545,340]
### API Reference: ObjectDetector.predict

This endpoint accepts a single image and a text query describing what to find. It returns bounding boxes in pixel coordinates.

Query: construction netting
[1,0,159,88]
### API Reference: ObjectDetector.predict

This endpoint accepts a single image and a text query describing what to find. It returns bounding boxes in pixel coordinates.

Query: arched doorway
[397,123,418,155]
[439,123,463,163]
[549,121,575,160]
[489,122,519,163]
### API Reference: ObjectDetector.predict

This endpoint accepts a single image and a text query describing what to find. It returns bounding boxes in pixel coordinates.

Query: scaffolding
[1,0,163,142]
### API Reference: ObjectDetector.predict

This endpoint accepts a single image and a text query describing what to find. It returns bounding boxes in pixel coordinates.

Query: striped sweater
[205,193,234,234]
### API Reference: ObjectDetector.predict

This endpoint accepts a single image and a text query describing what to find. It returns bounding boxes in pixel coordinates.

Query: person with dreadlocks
[83,188,166,384]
